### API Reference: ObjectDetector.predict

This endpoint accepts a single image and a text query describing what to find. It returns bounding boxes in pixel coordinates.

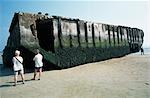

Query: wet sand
[0,53,150,98]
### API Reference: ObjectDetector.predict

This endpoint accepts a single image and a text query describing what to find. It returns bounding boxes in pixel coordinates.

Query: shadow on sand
[0,84,13,88]
[0,79,35,88]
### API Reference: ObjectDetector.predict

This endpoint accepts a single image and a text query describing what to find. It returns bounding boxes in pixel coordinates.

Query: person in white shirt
[32,49,43,80]
[12,50,25,86]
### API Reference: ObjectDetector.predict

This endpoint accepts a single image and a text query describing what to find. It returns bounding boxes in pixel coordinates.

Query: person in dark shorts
[32,49,43,80]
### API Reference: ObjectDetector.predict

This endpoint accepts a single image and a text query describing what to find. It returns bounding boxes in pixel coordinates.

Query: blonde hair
[15,50,20,56]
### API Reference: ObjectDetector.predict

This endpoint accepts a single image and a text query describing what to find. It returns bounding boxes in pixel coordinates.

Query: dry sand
[0,53,150,98]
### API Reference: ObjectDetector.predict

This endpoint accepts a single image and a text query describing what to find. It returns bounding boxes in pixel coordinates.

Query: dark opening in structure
[36,19,54,52]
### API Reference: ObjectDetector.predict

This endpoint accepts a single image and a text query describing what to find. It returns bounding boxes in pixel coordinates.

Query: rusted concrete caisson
[3,12,144,70]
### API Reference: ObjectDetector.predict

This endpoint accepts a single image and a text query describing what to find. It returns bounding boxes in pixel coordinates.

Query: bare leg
[38,68,42,80]
[20,72,25,84]
[14,72,18,86]
[32,69,37,80]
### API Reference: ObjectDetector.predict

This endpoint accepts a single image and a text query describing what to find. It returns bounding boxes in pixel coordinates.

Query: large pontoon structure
[3,12,144,70]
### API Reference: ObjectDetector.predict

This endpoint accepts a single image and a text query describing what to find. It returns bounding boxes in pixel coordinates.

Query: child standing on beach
[12,50,25,86]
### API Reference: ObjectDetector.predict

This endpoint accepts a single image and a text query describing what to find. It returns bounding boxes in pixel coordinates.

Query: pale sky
[0,0,150,51]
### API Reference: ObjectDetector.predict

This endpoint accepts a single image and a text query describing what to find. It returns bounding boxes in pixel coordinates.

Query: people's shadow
[0,84,13,88]
[6,79,33,84]
[0,79,33,88]
[1,81,22,88]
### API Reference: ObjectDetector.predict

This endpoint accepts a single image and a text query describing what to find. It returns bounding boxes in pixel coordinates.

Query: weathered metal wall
[53,18,131,68]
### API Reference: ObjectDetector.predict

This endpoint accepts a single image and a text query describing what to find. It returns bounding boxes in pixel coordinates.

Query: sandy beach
[0,52,150,98]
